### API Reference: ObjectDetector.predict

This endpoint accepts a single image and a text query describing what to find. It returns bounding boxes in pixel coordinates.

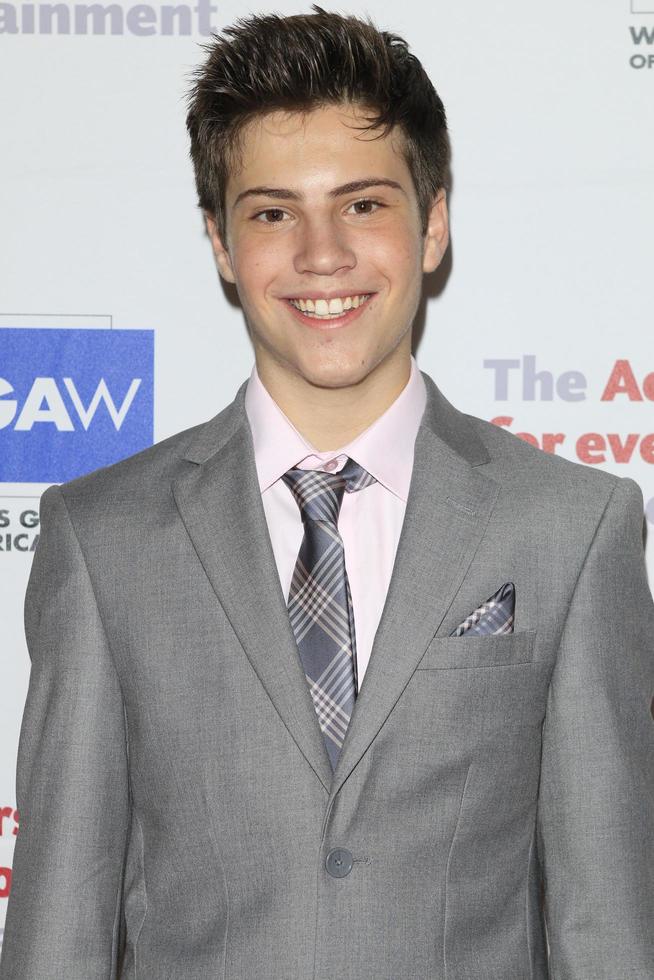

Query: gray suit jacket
[2,371,653,979]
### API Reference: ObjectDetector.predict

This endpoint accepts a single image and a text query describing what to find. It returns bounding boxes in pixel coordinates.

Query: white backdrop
[1,0,653,943]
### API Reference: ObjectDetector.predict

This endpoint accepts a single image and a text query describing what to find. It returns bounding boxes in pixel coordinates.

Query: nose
[293,214,356,277]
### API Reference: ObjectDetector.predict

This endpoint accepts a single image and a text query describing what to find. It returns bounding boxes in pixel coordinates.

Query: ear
[421,189,449,273]
[204,211,236,284]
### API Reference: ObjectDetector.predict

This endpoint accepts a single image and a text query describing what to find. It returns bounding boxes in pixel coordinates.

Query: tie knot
[282,456,376,526]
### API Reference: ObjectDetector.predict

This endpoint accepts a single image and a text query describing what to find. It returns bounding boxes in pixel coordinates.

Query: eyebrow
[233,177,405,208]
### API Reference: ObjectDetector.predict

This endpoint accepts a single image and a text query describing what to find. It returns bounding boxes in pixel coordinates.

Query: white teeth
[288,294,371,318]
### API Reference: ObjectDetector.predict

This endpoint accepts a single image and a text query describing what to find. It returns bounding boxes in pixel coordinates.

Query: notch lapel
[171,372,500,799]
[172,382,335,793]
[328,373,500,797]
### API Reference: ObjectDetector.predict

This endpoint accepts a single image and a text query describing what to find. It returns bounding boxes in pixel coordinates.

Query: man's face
[205,102,448,392]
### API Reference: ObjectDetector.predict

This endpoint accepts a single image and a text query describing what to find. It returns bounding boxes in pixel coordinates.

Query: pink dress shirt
[244,355,427,689]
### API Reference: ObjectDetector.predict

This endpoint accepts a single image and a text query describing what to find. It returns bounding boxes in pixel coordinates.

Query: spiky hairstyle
[186,5,449,242]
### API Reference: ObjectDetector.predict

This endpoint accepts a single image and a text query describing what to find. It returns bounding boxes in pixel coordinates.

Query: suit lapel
[329,378,500,797]
[171,372,500,798]
[172,383,335,792]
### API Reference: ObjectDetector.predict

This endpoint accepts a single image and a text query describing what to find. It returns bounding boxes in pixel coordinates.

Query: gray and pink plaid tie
[282,457,377,771]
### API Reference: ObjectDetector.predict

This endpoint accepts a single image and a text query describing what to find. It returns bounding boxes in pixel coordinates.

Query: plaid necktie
[282,457,377,771]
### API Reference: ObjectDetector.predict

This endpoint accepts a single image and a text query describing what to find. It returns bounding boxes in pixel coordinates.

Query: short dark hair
[185,5,449,244]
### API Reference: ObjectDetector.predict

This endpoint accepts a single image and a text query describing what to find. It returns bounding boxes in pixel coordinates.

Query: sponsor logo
[0,502,40,554]
[0,807,15,900]
[0,327,154,483]
[0,869,11,899]
[629,0,654,68]
[0,0,216,35]
[484,356,654,524]
[0,808,18,838]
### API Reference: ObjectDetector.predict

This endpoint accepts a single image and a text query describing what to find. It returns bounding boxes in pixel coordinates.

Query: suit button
[325,847,353,878]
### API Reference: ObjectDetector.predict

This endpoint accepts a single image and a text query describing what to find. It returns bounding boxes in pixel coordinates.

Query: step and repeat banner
[1,0,652,945]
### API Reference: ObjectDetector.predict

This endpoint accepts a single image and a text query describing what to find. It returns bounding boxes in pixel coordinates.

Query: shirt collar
[244,355,427,502]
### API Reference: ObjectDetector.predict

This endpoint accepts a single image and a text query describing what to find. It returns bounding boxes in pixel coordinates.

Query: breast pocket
[415,629,537,670]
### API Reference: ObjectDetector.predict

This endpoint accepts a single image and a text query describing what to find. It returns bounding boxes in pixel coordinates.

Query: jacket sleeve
[537,475,654,977]
[0,485,130,979]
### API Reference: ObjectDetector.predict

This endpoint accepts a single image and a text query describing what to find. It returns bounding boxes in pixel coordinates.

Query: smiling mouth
[286,294,372,319]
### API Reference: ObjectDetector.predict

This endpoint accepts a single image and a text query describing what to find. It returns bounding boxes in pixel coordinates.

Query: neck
[255,349,412,452]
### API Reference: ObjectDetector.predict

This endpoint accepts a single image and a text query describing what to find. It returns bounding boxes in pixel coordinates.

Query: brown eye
[348,199,383,215]
[254,208,288,223]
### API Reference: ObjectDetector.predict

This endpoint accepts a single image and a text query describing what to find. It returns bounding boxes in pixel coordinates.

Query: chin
[295,355,373,389]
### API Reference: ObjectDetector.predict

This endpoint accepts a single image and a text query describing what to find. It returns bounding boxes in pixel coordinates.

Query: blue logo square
[0,328,154,483]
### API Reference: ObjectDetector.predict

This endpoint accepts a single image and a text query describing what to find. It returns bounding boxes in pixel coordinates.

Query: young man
[2,7,653,979]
